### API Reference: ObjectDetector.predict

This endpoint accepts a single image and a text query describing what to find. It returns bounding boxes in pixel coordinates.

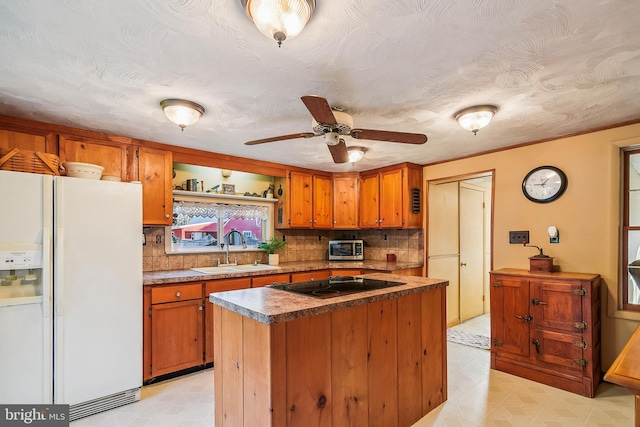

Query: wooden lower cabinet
[252,273,290,287]
[147,283,203,379]
[490,268,601,397]
[213,286,447,427]
[290,270,330,282]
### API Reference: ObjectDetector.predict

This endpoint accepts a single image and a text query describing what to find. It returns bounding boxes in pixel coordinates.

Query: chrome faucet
[220,229,247,266]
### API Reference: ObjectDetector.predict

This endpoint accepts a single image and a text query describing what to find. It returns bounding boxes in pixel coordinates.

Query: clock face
[522,166,567,203]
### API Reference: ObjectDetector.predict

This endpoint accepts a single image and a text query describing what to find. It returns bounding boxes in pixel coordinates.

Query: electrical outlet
[509,230,529,244]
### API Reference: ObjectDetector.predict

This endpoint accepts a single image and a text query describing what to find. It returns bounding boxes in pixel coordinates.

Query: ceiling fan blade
[244,132,316,145]
[350,129,427,144]
[328,139,349,163]
[301,95,337,125]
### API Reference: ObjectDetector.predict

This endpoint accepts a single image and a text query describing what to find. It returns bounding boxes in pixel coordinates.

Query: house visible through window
[623,148,640,311]
[166,198,271,254]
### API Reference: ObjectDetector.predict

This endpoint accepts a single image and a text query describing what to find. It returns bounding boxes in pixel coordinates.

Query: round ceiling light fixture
[160,99,205,132]
[454,105,498,135]
[241,0,316,47]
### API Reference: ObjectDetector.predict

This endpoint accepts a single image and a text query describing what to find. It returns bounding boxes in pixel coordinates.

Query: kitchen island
[209,273,448,427]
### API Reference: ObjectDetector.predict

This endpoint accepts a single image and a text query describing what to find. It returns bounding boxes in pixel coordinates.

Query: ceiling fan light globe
[347,146,367,163]
[243,0,314,45]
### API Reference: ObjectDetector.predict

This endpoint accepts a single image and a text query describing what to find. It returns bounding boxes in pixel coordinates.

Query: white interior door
[428,181,460,326]
[459,185,485,321]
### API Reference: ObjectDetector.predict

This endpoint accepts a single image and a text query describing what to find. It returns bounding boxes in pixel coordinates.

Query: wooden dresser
[489,268,601,397]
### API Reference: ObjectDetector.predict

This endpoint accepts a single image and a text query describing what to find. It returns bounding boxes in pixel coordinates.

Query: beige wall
[424,123,640,369]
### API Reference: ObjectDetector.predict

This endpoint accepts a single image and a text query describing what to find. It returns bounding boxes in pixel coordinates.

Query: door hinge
[493,338,503,346]
[574,340,588,349]
[573,358,588,367]
[148,309,152,316]
[572,288,587,296]
[136,147,139,158]
[493,281,503,288]
[149,365,152,374]
[573,321,588,330]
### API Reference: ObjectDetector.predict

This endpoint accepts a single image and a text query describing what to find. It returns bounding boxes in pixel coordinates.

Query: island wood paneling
[331,304,368,427]
[213,286,447,427]
[286,313,332,427]
[368,299,399,427]
[422,287,447,412]
[397,294,424,426]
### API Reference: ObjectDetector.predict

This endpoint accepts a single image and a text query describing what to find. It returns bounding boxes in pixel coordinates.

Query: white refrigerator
[0,170,142,420]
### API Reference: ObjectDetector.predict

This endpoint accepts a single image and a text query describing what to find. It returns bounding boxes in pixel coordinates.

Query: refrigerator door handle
[42,227,52,319]
[42,226,53,404]
[54,228,64,317]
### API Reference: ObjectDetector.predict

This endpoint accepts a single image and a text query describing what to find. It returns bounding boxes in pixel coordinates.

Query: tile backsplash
[143,228,423,272]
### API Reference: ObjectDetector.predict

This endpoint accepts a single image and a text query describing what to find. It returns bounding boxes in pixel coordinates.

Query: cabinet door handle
[532,338,540,353]
[176,292,181,297]
[165,213,170,219]
[460,262,467,267]
[515,314,533,322]
[532,299,547,305]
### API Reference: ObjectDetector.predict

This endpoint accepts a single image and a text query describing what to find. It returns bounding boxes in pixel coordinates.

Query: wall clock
[522,165,568,203]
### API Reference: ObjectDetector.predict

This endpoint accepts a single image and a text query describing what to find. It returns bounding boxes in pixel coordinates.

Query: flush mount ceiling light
[347,146,367,163]
[241,0,316,47]
[454,105,498,135]
[160,99,205,132]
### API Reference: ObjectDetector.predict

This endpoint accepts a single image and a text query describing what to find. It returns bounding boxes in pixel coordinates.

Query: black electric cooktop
[270,276,406,299]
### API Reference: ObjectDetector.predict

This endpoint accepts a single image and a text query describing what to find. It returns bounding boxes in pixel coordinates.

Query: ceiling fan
[244,95,428,163]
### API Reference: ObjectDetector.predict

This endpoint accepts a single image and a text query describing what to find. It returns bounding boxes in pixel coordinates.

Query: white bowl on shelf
[62,162,104,180]
[101,175,121,182]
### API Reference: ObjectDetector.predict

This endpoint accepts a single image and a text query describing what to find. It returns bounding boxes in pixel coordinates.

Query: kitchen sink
[191,264,281,274]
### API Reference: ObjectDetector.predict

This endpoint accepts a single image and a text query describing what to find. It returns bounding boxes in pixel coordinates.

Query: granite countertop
[208,273,447,325]
[143,260,423,285]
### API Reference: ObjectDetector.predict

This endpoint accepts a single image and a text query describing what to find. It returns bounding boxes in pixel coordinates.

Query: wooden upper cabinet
[312,174,332,228]
[379,168,404,228]
[332,174,359,229]
[59,134,129,180]
[287,171,332,229]
[288,171,313,227]
[359,163,423,229]
[137,146,172,226]
[0,128,57,153]
[359,173,380,228]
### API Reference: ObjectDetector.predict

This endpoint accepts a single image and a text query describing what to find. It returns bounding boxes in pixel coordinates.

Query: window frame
[622,148,640,311]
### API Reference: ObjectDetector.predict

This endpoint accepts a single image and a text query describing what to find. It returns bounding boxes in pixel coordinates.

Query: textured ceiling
[1,0,640,172]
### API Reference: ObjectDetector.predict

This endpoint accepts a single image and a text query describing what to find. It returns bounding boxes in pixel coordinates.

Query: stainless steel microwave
[328,240,364,261]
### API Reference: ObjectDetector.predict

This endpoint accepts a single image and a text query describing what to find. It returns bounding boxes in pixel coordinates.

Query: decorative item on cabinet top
[524,243,554,273]
[0,147,60,175]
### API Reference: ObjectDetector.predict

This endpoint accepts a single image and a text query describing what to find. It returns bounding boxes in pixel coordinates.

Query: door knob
[460,262,467,267]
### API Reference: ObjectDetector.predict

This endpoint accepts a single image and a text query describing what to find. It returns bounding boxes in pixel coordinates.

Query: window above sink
[165,192,277,255]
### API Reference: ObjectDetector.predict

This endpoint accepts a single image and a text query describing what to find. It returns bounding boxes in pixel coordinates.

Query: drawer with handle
[151,283,202,304]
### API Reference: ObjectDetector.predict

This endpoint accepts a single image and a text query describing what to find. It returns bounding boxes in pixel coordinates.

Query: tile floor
[71,314,635,426]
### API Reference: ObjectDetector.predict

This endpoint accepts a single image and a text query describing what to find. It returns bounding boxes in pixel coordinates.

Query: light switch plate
[509,230,529,244]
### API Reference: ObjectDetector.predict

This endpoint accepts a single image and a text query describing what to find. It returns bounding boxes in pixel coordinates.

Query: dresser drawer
[151,283,202,304]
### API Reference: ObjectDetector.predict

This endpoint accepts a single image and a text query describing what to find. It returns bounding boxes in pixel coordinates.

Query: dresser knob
[176,292,181,297]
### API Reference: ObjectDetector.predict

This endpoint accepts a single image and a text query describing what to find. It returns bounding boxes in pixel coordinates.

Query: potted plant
[258,235,287,265]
